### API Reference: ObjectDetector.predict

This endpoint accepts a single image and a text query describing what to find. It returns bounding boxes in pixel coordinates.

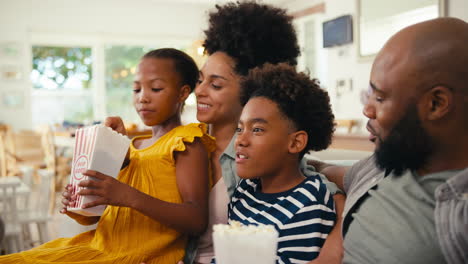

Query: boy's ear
[288,130,308,155]
[179,84,191,102]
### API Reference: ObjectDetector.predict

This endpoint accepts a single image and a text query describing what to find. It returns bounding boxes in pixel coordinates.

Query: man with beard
[310,17,468,264]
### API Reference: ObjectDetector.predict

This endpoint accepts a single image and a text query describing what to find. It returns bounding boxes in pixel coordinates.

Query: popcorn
[213,221,278,264]
[67,125,130,216]
[213,221,277,235]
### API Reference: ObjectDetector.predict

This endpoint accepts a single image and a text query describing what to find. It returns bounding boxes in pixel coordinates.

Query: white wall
[286,0,468,133]
[1,0,467,131]
[0,0,211,131]
[448,0,468,21]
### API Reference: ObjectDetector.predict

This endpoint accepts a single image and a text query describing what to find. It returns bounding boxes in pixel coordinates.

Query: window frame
[28,32,192,124]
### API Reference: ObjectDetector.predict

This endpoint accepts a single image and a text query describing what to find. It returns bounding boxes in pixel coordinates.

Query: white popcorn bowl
[213,222,278,264]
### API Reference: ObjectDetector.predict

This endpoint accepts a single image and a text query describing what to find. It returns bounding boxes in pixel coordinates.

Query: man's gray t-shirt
[343,169,458,264]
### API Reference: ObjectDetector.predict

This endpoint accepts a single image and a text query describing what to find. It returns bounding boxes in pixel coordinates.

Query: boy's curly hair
[240,63,335,158]
[203,1,300,76]
[143,48,198,92]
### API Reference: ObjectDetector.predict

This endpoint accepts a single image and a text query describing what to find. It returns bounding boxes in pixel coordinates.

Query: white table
[54,136,75,148]
[0,176,31,197]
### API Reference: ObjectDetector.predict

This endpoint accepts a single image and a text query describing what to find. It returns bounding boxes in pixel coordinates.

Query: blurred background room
[0,0,466,254]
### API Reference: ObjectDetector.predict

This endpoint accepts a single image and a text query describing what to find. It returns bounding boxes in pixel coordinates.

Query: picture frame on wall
[0,42,21,59]
[2,91,25,108]
[0,64,22,81]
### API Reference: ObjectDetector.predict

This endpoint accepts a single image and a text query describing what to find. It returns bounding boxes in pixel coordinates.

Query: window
[295,15,326,86]
[358,0,440,57]
[29,34,198,128]
[31,46,92,90]
[31,46,94,126]
[104,45,153,123]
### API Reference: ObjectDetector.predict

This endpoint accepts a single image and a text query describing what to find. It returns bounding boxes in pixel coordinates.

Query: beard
[374,106,434,176]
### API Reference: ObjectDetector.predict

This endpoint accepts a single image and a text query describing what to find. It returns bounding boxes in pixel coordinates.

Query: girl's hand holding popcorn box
[67,124,131,216]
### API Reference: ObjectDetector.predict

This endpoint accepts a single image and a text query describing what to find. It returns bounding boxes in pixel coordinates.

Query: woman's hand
[77,170,141,208]
[104,116,127,136]
[60,184,76,214]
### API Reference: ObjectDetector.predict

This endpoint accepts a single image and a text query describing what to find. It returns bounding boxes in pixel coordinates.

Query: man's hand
[307,159,330,172]
[307,193,345,264]
[307,159,349,192]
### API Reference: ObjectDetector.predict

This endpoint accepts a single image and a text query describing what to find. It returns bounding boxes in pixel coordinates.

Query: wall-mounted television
[322,15,353,48]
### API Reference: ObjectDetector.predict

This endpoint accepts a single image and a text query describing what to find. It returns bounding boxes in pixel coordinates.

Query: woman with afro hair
[189,1,345,264]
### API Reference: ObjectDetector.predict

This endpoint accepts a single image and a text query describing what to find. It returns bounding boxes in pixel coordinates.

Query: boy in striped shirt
[230,63,336,264]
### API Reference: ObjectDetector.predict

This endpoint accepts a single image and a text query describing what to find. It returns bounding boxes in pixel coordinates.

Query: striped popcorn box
[67,125,131,216]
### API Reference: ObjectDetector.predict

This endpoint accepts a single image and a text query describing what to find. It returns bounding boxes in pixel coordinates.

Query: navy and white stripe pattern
[228,175,336,264]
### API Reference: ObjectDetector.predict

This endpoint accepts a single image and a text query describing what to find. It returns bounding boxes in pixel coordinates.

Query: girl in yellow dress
[0,48,215,264]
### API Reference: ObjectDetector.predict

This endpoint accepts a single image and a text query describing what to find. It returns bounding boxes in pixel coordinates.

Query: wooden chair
[4,127,65,214]
[0,125,15,178]
[336,119,358,134]
[37,126,64,214]
[10,130,45,174]
[0,133,6,178]
[37,126,72,213]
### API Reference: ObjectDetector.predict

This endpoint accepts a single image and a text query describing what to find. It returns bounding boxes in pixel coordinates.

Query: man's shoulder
[434,168,468,264]
[344,155,383,192]
[349,155,376,173]
[446,168,468,193]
